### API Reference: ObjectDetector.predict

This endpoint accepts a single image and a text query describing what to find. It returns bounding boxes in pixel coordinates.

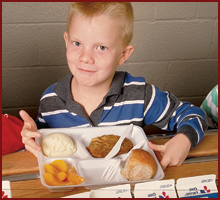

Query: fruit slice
[50,160,68,173]
[67,167,86,185]
[44,164,60,174]
[43,173,63,186]
[57,171,68,182]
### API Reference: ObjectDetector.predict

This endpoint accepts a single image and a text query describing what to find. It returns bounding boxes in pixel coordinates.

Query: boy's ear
[118,45,134,66]
[64,32,68,48]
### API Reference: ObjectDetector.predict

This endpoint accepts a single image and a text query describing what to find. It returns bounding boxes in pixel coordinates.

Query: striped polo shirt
[36,71,207,149]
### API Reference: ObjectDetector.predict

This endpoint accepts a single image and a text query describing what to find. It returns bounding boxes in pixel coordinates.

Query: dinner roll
[42,132,76,157]
[120,149,157,181]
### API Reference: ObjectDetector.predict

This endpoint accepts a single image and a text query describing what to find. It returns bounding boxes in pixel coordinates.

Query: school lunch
[36,126,164,190]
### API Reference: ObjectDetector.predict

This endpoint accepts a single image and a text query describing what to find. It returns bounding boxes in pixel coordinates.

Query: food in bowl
[87,134,133,158]
[43,159,86,186]
[120,149,157,181]
[41,132,76,157]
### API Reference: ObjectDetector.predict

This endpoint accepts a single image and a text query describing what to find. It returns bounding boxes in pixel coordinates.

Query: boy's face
[64,13,133,88]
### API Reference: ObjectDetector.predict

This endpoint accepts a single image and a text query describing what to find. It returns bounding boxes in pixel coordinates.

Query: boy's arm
[144,84,207,169]
[144,84,207,149]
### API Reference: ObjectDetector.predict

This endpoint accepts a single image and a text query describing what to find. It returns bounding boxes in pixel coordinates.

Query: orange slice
[67,167,86,185]
[43,173,63,186]
[50,160,68,173]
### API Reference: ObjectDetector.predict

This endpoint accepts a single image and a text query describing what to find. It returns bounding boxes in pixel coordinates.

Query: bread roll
[120,149,157,181]
[42,132,76,157]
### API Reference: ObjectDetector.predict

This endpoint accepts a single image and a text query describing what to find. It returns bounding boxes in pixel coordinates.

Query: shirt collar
[53,71,125,102]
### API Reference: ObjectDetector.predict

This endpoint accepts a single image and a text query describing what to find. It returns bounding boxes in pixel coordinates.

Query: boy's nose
[79,48,95,64]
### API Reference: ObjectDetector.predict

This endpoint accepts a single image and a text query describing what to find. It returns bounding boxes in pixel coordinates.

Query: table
[2,131,218,198]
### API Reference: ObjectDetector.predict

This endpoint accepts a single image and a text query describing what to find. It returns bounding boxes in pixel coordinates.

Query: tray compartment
[38,157,80,192]
[77,159,124,185]
[37,128,90,159]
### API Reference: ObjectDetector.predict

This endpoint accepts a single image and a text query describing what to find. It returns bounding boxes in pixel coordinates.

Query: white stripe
[172,110,176,117]
[70,112,77,116]
[160,110,177,130]
[38,117,46,123]
[155,92,170,122]
[40,92,57,100]
[69,124,91,128]
[177,114,203,128]
[42,109,69,116]
[177,112,198,127]
[98,118,143,126]
[206,95,218,117]
[144,85,156,116]
[124,81,145,86]
[161,124,168,130]
[104,100,144,110]
[196,117,203,143]
[175,102,183,123]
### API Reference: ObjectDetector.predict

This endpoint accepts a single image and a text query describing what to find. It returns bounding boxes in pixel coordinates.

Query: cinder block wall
[2,2,218,123]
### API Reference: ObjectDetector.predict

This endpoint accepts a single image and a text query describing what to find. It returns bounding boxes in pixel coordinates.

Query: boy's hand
[148,133,191,170]
[19,110,42,157]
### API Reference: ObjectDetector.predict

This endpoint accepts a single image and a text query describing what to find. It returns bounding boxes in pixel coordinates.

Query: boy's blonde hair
[67,2,134,46]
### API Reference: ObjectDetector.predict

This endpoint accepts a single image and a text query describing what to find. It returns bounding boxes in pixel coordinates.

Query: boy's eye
[97,46,107,51]
[73,41,81,47]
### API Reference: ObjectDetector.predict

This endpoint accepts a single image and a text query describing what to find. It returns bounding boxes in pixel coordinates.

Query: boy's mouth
[77,67,96,74]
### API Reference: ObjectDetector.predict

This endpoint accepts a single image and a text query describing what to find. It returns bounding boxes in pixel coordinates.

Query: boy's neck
[71,77,111,116]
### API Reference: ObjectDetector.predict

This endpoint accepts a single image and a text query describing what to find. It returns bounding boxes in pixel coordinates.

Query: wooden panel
[2,151,38,176]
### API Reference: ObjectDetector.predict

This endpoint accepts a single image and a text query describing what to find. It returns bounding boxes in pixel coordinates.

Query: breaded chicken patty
[87,134,133,158]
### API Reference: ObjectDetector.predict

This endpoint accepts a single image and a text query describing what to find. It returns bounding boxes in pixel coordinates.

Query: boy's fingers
[160,158,170,170]
[25,145,38,157]
[22,135,42,151]
[154,151,163,162]
[19,110,37,131]
[148,141,165,153]
[21,129,41,138]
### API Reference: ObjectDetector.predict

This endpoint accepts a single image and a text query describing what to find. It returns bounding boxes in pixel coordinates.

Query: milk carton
[90,184,132,198]
[134,179,177,198]
[2,181,12,198]
[176,174,218,198]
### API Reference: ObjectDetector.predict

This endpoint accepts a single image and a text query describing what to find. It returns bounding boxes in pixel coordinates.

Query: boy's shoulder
[41,74,72,98]
[123,71,145,84]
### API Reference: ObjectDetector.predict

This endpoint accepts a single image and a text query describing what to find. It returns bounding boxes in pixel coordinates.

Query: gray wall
[2,2,218,122]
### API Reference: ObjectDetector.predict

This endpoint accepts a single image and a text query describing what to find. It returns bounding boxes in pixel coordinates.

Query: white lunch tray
[36,125,164,192]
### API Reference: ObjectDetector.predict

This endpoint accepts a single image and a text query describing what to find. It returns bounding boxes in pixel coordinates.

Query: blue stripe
[124,72,145,84]
[166,102,193,130]
[39,113,89,128]
[144,86,169,125]
[99,103,144,123]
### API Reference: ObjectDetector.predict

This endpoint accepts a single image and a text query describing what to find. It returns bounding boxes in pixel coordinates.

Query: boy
[20,2,207,170]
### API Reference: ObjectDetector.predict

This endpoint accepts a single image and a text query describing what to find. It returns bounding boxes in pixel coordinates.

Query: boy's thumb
[19,110,37,131]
